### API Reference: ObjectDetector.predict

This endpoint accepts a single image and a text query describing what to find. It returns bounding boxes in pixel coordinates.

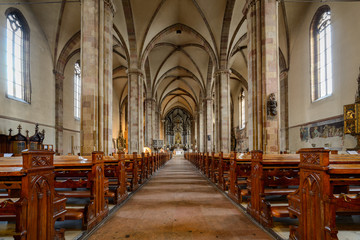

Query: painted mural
[300,121,343,142]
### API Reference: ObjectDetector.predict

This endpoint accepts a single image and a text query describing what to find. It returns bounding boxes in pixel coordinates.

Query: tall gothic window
[74,61,81,119]
[6,8,30,102]
[311,6,332,102]
[239,89,246,129]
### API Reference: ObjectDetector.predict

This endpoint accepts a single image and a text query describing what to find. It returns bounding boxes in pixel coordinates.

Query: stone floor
[88,156,273,240]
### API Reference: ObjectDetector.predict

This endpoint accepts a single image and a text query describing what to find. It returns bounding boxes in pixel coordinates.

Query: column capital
[126,68,144,77]
[243,0,257,16]
[214,69,232,77]
[145,98,156,103]
[104,0,116,15]
[53,69,64,79]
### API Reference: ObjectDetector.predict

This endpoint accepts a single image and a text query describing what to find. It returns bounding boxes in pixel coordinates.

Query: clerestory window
[6,8,30,103]
[74,61,81,120]
[311,6,332,102]
[239,89,246,129]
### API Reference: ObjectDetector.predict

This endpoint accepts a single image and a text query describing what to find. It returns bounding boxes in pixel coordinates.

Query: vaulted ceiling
[23,0,300,119]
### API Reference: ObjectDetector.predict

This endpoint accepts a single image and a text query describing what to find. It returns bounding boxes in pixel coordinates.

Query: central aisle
[89,156,272,240]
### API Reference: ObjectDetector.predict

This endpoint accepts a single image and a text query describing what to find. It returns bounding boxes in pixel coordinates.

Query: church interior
[0,0,360,239]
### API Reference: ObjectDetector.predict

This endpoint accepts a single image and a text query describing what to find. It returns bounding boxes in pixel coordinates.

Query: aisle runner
[89,156,273,240]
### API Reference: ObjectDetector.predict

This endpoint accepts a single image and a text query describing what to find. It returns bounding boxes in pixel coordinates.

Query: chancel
[0,0,359,239]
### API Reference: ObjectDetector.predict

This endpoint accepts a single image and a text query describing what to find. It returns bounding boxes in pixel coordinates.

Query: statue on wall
[267,93,277,116]
[115,130,126,153]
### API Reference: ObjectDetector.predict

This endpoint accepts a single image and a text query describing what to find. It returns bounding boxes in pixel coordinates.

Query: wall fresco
[300,121,343,142]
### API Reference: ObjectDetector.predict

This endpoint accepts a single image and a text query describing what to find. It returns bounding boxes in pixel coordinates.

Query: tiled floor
[88,156,273,240]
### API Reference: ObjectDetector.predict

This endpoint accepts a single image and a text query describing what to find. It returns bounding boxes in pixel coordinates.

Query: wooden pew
[204,152,210,178]
[217,152,228,191]
[247,151,300,228]
[142,153,149,180]
[54,152,109,230]
[137,153,146,184]
[148,153,154,176]
[124,153,139,192]
[211,153,221,184]
[103,154,128,205]
[0,150,66,240]
[228,152,251,203]
[288,148,360,240]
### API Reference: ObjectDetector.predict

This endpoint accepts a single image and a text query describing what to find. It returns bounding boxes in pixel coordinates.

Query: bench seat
[65,208,84,220]
[271,206,290,218]
[57,191,90,198]
[264,188,297,195]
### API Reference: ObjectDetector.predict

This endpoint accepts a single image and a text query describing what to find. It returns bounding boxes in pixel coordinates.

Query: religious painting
[300,127,309,142]
[309,121,343,139]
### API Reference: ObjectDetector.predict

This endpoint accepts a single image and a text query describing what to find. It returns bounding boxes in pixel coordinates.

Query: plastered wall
[0,4,56,146]
[288,3,360,152]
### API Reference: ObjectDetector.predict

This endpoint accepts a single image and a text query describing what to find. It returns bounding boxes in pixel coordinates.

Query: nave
[88,156,272,240]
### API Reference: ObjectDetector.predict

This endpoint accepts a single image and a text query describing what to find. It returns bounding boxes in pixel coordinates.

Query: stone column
[127,69,143,153]
[191,119,196,150]
[194,114,198,151]
[244,0,280,153]
[139,75,144,152]
[144,98,155,148]
[54,71,64,154]
[103,0,114,155]
[160,119,165,141]
[198,108,204,152]
[204,97,214,152]
[214,69,231,153]
[154,104,160,140]
[80,0,115,155]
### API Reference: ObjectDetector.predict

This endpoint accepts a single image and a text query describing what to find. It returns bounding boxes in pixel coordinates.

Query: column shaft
[103,1,114,155]
[81,0,99,155]
[80,0,115,155]
[144,98,155,148]
[205,98,214,152]
[215,70,231,153]
[154,105,160,140]
[55,72,64,154]
[245,0,280,153]
[127,70,142,153]
[198,109,204,152]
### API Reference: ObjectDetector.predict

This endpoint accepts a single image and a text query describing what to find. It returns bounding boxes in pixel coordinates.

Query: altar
[174,148,184,156]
